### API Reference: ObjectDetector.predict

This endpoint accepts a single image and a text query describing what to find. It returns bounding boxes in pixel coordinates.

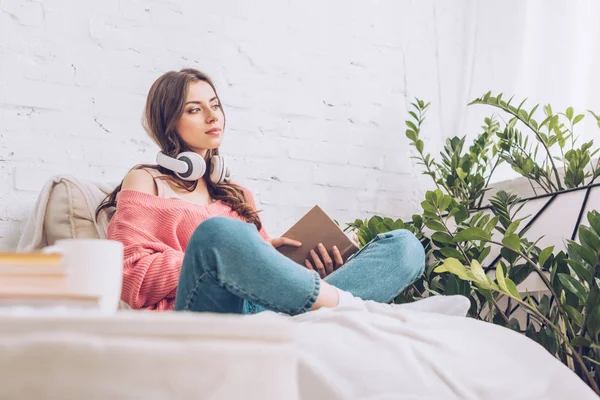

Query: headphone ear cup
[176,152,206,181]
[210,155,230,184]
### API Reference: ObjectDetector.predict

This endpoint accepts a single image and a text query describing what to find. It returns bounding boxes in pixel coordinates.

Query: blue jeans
[174,217,425,315]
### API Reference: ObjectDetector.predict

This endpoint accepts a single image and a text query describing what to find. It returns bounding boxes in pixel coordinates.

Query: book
[0,275,67,292]
[0,252,65,275]
[276,205,359,265]
[0,252,63,265]
[0,293,100,309]
[0,265,65,275]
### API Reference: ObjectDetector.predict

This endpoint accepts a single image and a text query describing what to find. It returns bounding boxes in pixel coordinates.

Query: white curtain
[405,0,600,185]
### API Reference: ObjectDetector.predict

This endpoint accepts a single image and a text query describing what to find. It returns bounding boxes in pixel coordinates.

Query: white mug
[43,239,123,314]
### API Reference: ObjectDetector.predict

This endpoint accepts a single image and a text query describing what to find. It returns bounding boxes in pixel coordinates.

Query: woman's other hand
[305,243,344,278]
[269,237,302,249]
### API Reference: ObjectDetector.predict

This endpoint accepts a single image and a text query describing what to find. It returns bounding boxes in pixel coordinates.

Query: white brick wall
[2,0,599,250]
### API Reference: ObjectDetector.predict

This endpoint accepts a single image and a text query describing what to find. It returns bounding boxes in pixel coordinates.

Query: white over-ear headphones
[156,151,231,184]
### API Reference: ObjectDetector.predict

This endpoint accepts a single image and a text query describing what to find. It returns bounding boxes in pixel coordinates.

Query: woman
[97,68,425,314]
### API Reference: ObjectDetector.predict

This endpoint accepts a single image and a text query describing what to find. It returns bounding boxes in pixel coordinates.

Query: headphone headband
[156,151,230,183]
[156,152,188,174]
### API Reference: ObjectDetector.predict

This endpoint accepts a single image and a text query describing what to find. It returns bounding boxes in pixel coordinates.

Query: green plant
[405,99,501,209]
[435,210,600,394]
[346,95,600,393]
[470,92,600,194]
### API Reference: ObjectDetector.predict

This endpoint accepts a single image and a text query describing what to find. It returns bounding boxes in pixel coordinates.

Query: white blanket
[286,296,597,400]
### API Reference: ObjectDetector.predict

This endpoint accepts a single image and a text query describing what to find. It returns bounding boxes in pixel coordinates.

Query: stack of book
[0,252,99,309]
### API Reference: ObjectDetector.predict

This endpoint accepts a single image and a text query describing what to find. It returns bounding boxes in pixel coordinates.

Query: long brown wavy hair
[95,68,262,230]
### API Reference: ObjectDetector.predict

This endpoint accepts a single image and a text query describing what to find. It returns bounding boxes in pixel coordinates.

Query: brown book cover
[276,205,359,265]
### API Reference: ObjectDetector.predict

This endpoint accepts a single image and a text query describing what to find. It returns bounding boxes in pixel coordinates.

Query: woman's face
[175,80,224,156]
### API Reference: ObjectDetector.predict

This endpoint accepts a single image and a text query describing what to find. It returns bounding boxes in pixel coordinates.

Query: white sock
[335,287,365,308]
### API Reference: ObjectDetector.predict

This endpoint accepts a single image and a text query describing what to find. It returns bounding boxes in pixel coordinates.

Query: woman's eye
[189,108,200,113]
[212,104,221,110]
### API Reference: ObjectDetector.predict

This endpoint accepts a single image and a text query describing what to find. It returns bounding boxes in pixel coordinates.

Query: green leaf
[563,304,584,328]
[566,106,574,121]
[454,227,490,243]
[587,286,600,314]
[367,216,383,235]
[567,240,598,267]
[375,222,393,234]
[525,290,537,308]
[566,258,593,285]
[434,189,444,204]
[454,205,469,225]
[445,274,471,297]
[439,195,453,211]
[538,246,554,268]
[424,220,447,232]
[434,258,470,281]
[557,273,587,304]
[505,219,521,236]
[470,259,487,283]
[393,219,407,230]
[478,246,492,263]
[586,305,600,338]
[542,294,555,317]
[496,262,511,296]
[421,201,437,214]
[507,318,521,332]
[411,215,423,228]
[416,140,424,153]
[588,211,600,236]
[571,336,592,347]
[504,278,521,299]
[431,232,454,244]
[579,225,600,253]
[509,264,533,286]
[573,114,585,125]
[406,120,418,132]
[484,216,499,235]
[439,247,465,260]
[502,234,521,252]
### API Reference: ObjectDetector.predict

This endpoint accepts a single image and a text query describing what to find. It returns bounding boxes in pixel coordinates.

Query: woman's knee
[188,217,248,252]
[385,229,426,279]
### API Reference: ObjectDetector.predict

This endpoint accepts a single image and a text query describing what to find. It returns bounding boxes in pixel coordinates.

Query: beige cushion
[44,179,112,245]
[43,179,129,310]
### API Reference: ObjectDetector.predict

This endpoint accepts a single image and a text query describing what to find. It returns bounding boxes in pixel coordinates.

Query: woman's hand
[305,243,344,278]
[269,237,302,249]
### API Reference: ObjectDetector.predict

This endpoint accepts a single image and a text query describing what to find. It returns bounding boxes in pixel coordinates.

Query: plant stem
[589,157,600,185]
[478,158,501,208]
[483,102,564,191]
[490,240,576,340]
[526,177,539,196]
[492,298,510,324]
[507,142,556,193]
[436,214,511,322]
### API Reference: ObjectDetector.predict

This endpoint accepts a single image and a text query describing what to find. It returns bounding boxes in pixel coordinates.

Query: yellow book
[0,252,63,265]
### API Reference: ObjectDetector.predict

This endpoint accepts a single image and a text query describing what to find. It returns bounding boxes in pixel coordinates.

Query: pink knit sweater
[107,189,270,311]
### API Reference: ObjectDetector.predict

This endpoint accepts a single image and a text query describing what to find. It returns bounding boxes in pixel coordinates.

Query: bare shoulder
[121,168,158,196]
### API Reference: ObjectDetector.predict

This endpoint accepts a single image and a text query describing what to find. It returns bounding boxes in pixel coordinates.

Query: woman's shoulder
[121,168,158,196]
